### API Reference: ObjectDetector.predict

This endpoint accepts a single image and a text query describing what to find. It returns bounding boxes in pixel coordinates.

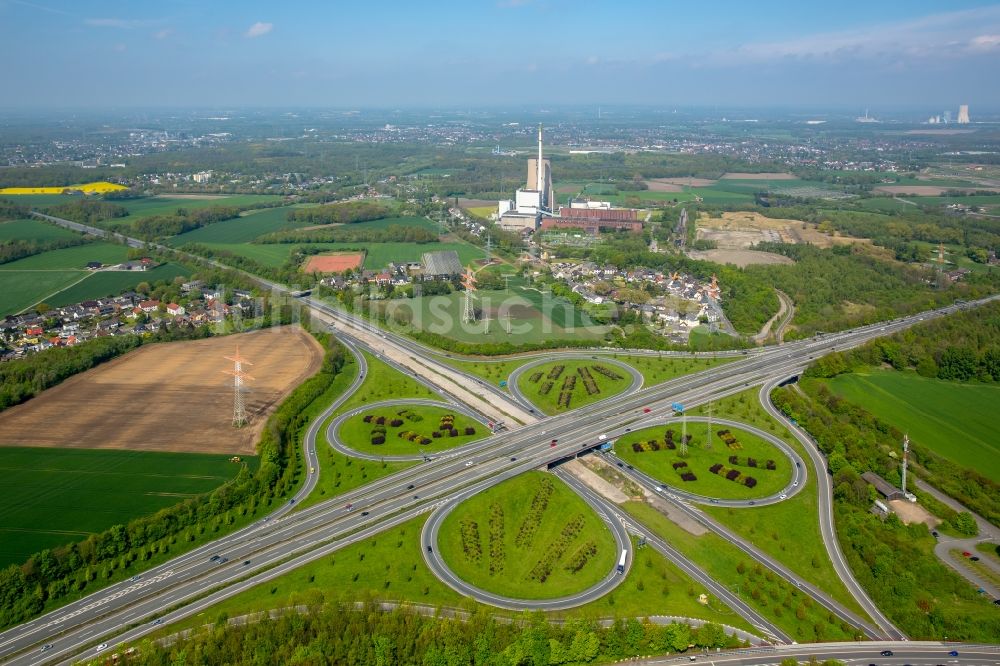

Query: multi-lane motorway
[9,210,998,663]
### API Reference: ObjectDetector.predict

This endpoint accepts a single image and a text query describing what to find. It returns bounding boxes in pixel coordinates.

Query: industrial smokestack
[537,123,544,194]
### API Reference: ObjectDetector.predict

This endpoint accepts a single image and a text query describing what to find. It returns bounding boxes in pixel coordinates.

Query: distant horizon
[1,0,998,109]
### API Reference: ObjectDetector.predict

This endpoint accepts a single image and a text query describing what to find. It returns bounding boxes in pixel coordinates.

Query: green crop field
[517,359,631,414]
[0,270,85,316]
[116,195,283,220]
[439,471,618,599]
[0,194,86,208]
[0,218,80,242]
[0,242,127,271]
[338,404,484,456]
[346,215,440,231]
[823,369,1000,482]
[615,422,791,499]
[0,447,254,567]
[166,206,310,246]
[44,263,190,307]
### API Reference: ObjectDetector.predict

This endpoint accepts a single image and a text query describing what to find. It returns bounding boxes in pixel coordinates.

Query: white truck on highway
[616,549,627,574]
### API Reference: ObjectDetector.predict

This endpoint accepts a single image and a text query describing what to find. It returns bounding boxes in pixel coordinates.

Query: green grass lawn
[0,447,254,567]
[44,263,190,307]
[438,357,534,388]
[619,354,735,386]
[615,422,791,500]
[381,291,611,346]
[362,241,483,270]
[0,218,81,242]
[517,359,631,414]
[439,471,618,600]
[0,270,85,316]
[0,242,127,270]
[166,206,310,245]
[622,502,859,643]
[687,389,868,619]
[116,195,283,221]
[822,370,1000,482]
[338,404,484,457]
[0,194,86,208]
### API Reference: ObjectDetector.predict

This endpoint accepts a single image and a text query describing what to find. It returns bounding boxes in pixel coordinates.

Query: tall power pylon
[225,346,254,428]
[461,267,477,324]
[901,434,909,494]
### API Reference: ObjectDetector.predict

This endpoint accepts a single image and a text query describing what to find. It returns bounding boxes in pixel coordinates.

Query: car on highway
[243,560,251,566]
[407,484,415,490]
[465,460,475,467]
[309,466,315,474]
[97,643,108,652]
[510,457,517,461]
[40,644,52,652]
[361,511,369,516]
[210,555,220,562]
[962,551,972,557]
[949,650,959,657]
[152,619,162,625]
[655,486,664,492]
[643,407,652,413]
[345,503,353,511]
[426,545,432,553]
[779,493,787,500]
[598,434,607,440]
[880,650,894,656]
[218,557,229,564]
[971,556,980,561]
[413,495,419,499]
[550,439,558,446]
[793,481,799,487]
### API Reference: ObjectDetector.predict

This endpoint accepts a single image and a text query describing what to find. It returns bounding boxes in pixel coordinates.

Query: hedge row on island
[528,514,586,583]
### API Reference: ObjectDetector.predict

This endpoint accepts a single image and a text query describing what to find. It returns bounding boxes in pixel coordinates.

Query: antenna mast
[901,434,909,494]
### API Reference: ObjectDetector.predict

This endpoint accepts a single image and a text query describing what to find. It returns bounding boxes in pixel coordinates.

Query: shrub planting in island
[340,404,482,455]
[459,520,482,564]
[528,514,587,583]
[515,477,554,548]
[516,359,633,415]
[488,503,505,576]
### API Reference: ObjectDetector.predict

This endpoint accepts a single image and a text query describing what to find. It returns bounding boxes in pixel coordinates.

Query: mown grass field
[154,513,752,637]
[616,422,791,499]
[45,263,190,307]
[0,194,87,208]
[338,404,484,456]
[439,471,618,599]
[623,502,858,642]
[688,388,868,617]
[116,195,283,220]
[517,359,631,414]
[0,218,80,242]
[0,447,254,567]
[822,369,1000,482]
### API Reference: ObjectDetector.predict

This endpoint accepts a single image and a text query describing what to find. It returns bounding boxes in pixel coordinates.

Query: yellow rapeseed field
[0,181,127,195]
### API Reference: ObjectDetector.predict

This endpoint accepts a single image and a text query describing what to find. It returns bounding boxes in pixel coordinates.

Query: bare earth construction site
[0,326,322,455]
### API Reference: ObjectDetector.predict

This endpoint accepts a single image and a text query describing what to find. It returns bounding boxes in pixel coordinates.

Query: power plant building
[498,124,553,233]
[957,104,970,124]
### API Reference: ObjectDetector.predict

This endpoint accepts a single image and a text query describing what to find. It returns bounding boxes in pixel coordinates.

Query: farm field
[821,369,1000,482]
[0,181,126,195]
[0,447,253,568]
[615,422,791,499]
[438,471,618,599]
[0,194,88,208]
[116,194,283,221]
[165,206,310,245]
[0,218,80,242]
[0,326,323,455]
[0,270,84,316]
[517,359,631,414]
[337,404,484,456]
[44,263,190,308]
[0,242,127,270]
[198,239,480,271]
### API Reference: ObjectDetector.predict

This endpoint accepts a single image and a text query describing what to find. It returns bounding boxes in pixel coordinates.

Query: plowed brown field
[0,326,322,454]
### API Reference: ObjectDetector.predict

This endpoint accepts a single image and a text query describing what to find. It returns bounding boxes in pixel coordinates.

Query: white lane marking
[42,571,174,628]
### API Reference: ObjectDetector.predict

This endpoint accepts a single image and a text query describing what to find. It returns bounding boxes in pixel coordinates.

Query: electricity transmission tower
[225,346,254,428]
[461,268,477,324]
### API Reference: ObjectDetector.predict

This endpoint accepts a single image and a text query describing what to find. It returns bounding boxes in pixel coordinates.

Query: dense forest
[118,605,745,665]
[258,224,438,245]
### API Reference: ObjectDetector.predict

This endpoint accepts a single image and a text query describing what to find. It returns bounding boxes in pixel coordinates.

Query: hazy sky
[1,0,998,110]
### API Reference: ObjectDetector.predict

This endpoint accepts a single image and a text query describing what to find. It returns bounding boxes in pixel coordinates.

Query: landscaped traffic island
[438,471,617,599]
[337,403,484,457]
[615,422,792,500]
[514,359,633,414]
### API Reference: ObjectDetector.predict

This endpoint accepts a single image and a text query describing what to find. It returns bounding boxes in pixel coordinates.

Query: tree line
[120,604,746,665]
[286,201,391,225]
[805,301,1000,384]
[257,223,438,245]
[0,235,90,266]
[0,314,347,632]
[47,200,130,226]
